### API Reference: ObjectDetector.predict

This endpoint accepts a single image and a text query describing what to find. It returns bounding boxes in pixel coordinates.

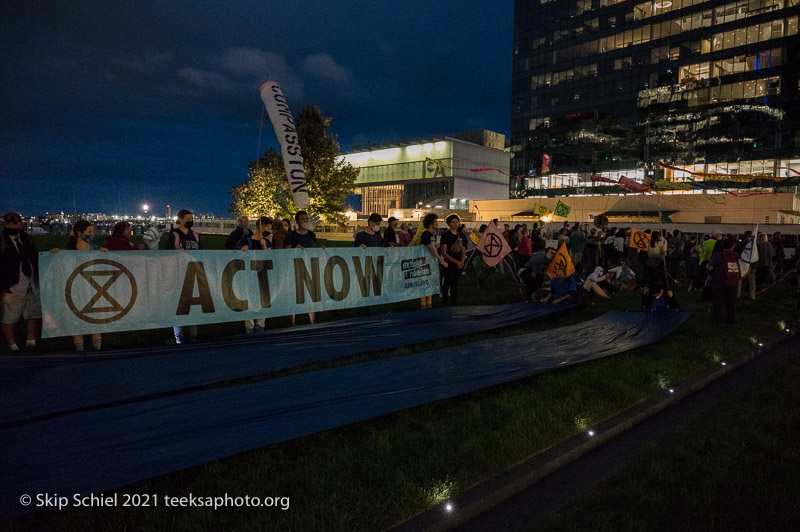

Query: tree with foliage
[229,106,359,224]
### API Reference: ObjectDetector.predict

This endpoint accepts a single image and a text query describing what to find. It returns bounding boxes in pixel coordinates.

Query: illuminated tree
[229,106,359,223]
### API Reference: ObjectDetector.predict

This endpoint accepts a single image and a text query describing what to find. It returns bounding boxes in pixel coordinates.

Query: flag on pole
[739,225,759,277]
[629,228,651,251]
[546,242,576,279]
[534,203,550,216]
[476,221,512,268]
[259,82,310,209]
[542,154,551,173]
[554,200,571,218]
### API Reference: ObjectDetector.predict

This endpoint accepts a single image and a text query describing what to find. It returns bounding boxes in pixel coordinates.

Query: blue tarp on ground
[0,311,687,520]
[0,303,571,424]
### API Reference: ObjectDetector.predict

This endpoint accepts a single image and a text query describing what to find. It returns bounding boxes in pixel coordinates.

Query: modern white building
[340,130,510,216]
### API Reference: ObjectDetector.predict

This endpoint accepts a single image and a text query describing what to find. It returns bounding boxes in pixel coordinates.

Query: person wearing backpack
[707,237,740,324]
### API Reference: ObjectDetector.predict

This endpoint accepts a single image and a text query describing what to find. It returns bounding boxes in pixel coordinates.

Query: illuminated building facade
[341,131,510,216]
[511,0,800,196]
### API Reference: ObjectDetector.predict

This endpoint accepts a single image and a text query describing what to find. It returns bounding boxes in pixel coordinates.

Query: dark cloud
[1,0,511,216]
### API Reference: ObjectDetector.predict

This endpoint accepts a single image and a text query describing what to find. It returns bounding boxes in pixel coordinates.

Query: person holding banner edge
[241,216,273,334]
[289,211,321,325]
[167,209,201,344]
[66,220,108,351]
[414,213,447,309]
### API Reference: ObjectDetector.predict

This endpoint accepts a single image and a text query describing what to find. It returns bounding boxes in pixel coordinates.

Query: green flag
[555,200,571,218]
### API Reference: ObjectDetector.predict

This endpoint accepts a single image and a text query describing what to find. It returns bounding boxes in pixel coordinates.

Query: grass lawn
[6,239,800,530]
[536,334,800,531]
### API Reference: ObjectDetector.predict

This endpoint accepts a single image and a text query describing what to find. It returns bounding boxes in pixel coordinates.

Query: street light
[142,204,150,216]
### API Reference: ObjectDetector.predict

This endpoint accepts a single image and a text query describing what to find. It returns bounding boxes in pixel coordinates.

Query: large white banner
[259,81,310,208]
[39,247,439,338]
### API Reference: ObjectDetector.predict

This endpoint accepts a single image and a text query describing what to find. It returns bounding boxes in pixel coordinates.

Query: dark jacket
[226,227,251,250]
[1,231,38,293]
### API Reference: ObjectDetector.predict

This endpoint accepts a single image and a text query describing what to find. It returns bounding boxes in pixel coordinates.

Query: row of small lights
[582,322,794,440]
[442,321,795,516]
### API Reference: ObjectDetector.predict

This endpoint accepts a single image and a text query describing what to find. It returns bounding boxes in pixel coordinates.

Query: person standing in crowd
[440,213,465,306]
[288,211,320,325]
[708,237,741,324]
[583,228,600,275]
[288,211,317,250]
[736,230,757,300]
[226,215,252,250]
[66,220,108,351]
[272,217,291,249]
[1,212,42,352]
[166,209,201,344]
[516,226,532,270]
[756,233,774,285]
[241,216,272,334]
[397,222,412,246]
[354,213,383,316]
[568,224,587,272]
[383,216,399,247]
[142,222,163,250]
[355,213,383,249]
[414,213,447,309]
[646,232,667,289]
[107,221,145,250]
[772,232,785,281]
[241,216,272,251]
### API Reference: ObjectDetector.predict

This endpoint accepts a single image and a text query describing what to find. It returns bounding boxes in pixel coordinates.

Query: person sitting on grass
[608,260,636,292]
[642,282,680,310]
[542,273,578,305]
[583,266,611,299]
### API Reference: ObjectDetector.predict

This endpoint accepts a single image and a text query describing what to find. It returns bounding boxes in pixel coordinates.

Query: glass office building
[511,0,800,196]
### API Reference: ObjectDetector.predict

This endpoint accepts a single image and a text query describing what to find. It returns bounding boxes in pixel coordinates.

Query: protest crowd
[2,209,800,353]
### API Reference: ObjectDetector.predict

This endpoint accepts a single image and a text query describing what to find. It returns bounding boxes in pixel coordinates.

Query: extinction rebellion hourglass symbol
[65,259,138,324]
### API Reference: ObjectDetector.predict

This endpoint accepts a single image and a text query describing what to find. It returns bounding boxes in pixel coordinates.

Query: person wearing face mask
[65,219,108,351]
[1,212,43,352]
[240,216,272,333]
[226,215,252,250]
[166,209,201,344]
[354,213,383,249]
[166,209,201,251]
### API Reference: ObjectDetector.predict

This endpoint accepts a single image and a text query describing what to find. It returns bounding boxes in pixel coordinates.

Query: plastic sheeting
[0,303,570,424]
[0,311,687,519]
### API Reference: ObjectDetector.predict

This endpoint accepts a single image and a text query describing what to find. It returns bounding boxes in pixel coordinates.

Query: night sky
[2,0,512,217]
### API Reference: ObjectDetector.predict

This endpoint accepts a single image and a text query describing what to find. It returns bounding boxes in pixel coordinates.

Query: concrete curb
[392,321,799,532]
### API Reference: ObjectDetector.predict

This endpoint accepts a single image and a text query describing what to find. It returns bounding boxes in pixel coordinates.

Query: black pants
[441,265,462,305]
[712,285,737,323]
